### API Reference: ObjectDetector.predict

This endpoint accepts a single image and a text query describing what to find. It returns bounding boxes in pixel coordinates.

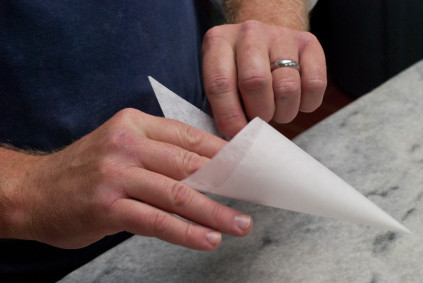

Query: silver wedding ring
[271,59,300,72]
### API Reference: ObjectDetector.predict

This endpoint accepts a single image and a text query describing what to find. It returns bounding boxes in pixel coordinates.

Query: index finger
[202,26,248,139]
[139,112,227,158]
[236,21,275,122]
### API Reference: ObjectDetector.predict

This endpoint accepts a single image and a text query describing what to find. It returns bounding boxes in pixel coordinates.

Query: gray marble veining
[60,60,423,283]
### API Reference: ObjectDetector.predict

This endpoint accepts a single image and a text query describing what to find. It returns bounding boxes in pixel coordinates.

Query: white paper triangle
[148,76,219,136]
[149,76,409,233]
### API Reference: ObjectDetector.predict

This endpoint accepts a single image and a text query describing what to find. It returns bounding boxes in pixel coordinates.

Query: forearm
[222,0,309,30]
[0,146,41,239]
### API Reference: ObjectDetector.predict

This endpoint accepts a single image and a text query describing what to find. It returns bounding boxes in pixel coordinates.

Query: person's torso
[0,0,208,151]
[0,1,208,281]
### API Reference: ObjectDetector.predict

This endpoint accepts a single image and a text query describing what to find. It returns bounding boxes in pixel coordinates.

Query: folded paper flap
[183,117,265,192]
[148,76,219,136]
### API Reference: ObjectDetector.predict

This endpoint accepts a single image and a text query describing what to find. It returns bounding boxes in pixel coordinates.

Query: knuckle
[296,31,324,51]
[300,31,319,44]
[274,80,300,99]
[95,154,129,193]
[203,26,224,48]
[170,182,194,209]
[97,129,146,177]
[305,79,327,93]
[96,198,125,234]
[107,108,146,136]
[181,150,202,176]
[240,20,263,34]
[215,112,246,138]
[239,73,269,92]
[112,108,142,125]
[103,128,139,154]
[205,75,234,97]
[107,199,127,231]
[151,211,170,234]
[273,27,290,40]
[105,129,128,149]
[181,125,205,150]
[96,156,114,179]
[210,203,225,225]
[217,111,245,128]
[183,223,196,245]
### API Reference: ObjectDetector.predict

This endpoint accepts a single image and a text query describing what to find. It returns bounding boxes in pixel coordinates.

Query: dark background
[311,0,423,98]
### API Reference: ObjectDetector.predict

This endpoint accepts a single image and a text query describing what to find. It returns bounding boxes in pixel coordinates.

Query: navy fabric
[0,0,208,281]
[0,0,208,151]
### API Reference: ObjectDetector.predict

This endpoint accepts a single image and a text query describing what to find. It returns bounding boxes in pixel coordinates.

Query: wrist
[223,0,309,30]
[0,147,44,240]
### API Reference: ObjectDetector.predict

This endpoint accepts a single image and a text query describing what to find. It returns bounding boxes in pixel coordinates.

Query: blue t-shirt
[0,0,209,281]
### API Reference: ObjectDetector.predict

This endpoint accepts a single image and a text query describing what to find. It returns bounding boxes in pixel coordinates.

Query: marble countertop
[61,60,423,283]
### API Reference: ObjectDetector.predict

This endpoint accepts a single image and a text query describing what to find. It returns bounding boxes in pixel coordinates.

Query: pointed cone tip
[150,77,412,235]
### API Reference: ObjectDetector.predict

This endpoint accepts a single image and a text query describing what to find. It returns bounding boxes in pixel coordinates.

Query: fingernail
[206,231,221,245]
[235,215,251,230]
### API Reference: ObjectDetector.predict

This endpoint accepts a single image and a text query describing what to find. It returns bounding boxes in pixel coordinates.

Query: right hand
[2,108,252,250]
[202,20,327,138]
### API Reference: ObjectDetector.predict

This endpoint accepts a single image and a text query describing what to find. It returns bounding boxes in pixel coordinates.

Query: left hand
[202,20,327,138]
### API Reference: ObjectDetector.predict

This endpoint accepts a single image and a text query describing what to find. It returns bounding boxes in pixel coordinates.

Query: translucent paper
[149,77,409,233]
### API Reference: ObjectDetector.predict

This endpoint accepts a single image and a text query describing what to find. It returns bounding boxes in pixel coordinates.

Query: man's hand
[0,109,252,250]
[202,20,326,138]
